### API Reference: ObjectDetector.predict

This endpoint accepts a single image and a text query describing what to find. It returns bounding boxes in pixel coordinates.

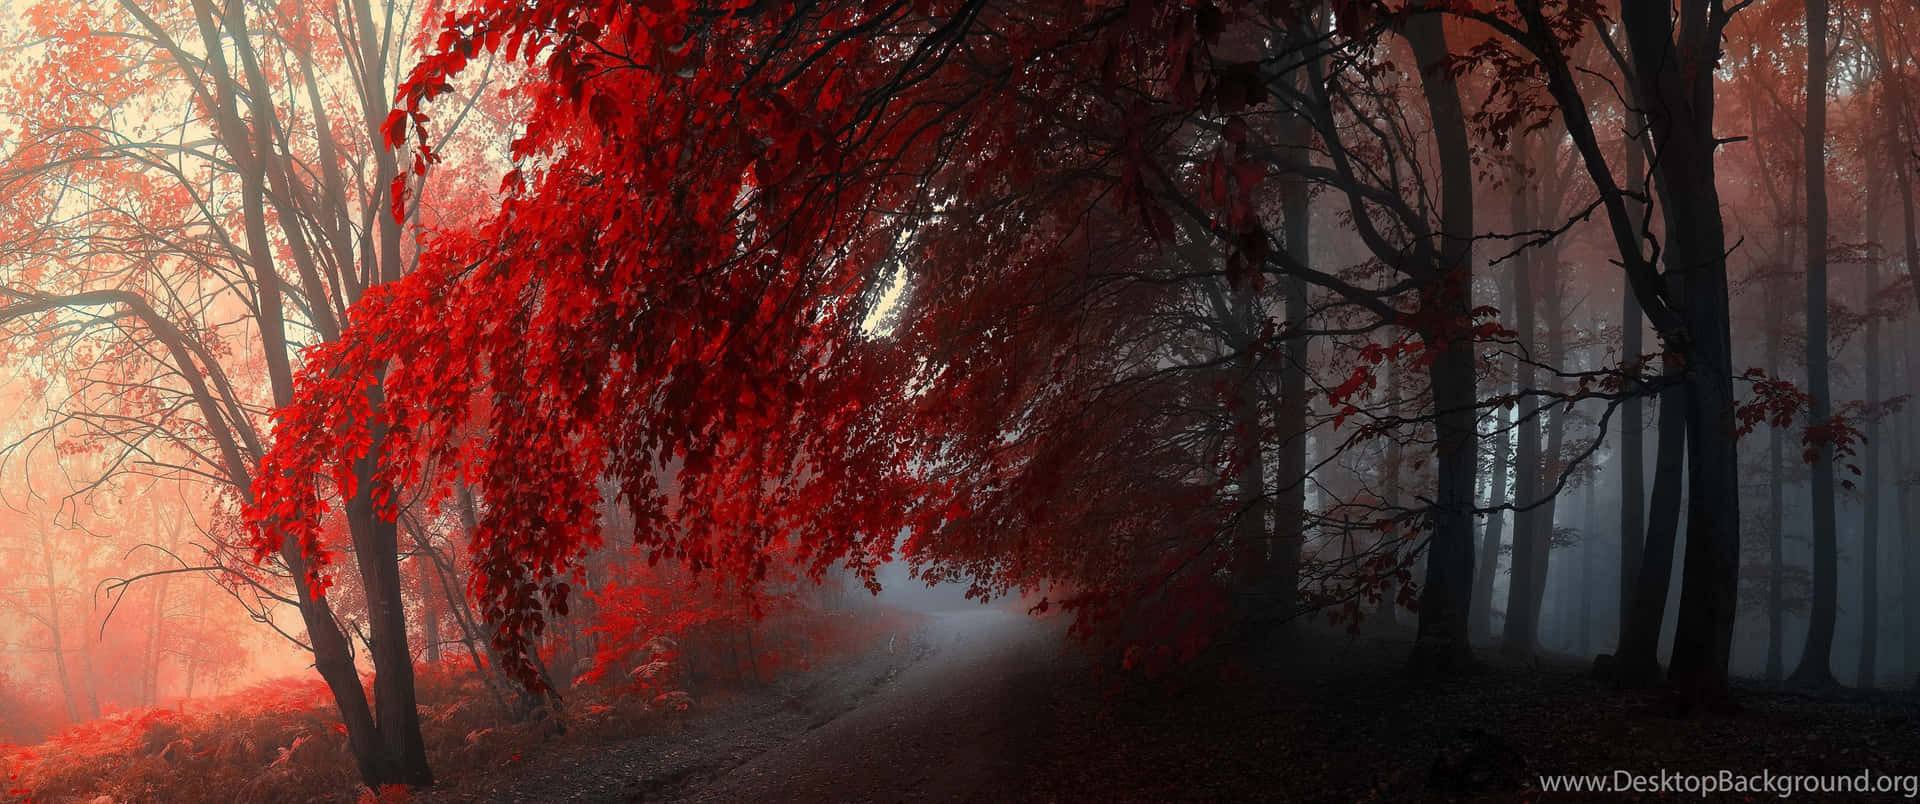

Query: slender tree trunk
[420,551,443,667]
[1619,110,1649,643]
[33,522,80,724]
[1476,220,1519,641]
[1233,288,1268,605]
[1767,308,1787,683]
[1474,400,1511,640]
[1269,90,1312,628]
[1616,360,1687,685]
[1904,350,1920,688]
[1890,29,1920,689]
[1503,159,1545,659]
[1580,461,1596,657]
[1524,247,1569,649]
[1859,175,1884,689]
[1379,360,1402,627]
[1406,7,1478,674]
[1792,0,1839,687]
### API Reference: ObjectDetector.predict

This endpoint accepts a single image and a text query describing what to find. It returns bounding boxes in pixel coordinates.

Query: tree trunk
[1858,173,1884,689]
[1792,0,1838,687]
[1474,400,1511,641]
[422,558,444,667]
[1767,306,1787,683]
[1379,359,1402,628]
[1890,23,1920,690]
[1268,78,1312,628]
[1405,7,1478,675]
[1524,243,1569,650]
[1611,0,1744,711]
[1904,352,1920,688]
[1233,289,1268,606]
[1619,107,1649,644]
[1616,360,1687,685]
[1503,158,1545,659]
[34,522,80,724]
[1476,212,1519,641]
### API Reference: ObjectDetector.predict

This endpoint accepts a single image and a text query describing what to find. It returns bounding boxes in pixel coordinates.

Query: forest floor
[430,611,1920,803]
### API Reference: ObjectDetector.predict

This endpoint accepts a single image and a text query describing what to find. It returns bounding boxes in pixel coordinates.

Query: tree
[0,0,510,786]
[1791,0,1839,688]
[1486,0,1746,708]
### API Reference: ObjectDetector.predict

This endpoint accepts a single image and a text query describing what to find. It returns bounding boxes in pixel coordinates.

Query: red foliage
[247,1,1284,685]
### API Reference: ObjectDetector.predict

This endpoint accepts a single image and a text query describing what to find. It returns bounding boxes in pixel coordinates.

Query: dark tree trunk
[1616,362,1687,686]
[1792,0,1838,688]
[1619,110,1649,644]
[1610,0,1744,711]
[1406,7,1478,675]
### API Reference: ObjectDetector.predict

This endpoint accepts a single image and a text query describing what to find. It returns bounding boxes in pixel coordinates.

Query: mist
[4,1,1920,802]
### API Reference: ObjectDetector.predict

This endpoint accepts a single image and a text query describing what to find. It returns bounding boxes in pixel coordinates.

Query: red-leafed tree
[248,0,1535,705]
[0,0,516,787]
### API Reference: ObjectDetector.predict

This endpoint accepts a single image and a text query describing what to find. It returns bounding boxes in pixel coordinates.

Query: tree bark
[1524,239,1569,649]
[1502,144,1553,659]
[1858,169,1884,689]
[1791,0,1839,688]
[1474,393,1512,641]
[1406,7,1478,675]
[1619,106,1649,644]
[1269,72,1313,628]
[1903,348,1920,688]
[1766,295,1787,683]
[1616,360,1687,685]
[1611,0,1744,711]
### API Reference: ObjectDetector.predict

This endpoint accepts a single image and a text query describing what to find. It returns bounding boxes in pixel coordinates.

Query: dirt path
[430,617,1920,803]
[679,608,1062,803]
[438,609,1064,803]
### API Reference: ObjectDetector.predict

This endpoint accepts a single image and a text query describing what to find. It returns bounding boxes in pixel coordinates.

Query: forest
[2,0,1920,801]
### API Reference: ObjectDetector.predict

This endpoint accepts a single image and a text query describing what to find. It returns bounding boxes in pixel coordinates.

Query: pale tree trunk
[1579,451,1597,657]
[1503,156,1545,659]
[1473,395,1511,639]
[1232,286,1267,604]
[1766,284,1788,682]
[1892,31,1920,688]
[1379,360,1402,627]
[36,525,78,724]
[1903,347,1920,687]
[1472,248,1516,642]
[1268,74,1312,628]
[1858,172,1884,689]
[1525,244,1568,648]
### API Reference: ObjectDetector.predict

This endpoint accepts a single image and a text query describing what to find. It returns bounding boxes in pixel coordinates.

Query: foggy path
[444,608,1065,803]
[679,608,1061,803]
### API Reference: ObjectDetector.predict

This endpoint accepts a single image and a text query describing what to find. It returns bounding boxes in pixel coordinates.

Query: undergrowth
[0,606,922,804]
